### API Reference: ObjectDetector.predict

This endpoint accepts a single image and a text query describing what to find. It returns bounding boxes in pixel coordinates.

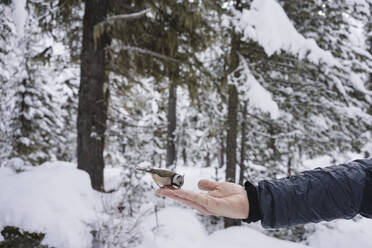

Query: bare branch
[110,45,180,63]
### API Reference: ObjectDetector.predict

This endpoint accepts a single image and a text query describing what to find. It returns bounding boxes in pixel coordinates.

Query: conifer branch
[96,8,151,28]
[106,8,151,22]
[110,45,180,63]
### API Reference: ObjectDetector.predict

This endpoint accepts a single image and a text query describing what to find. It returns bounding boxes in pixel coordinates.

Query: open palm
[156,179,249,219]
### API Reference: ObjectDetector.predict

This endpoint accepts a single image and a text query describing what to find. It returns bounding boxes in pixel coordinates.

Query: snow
[205,226,308,248]
[302,155,333,170]
[227,0,339,66]
[1,157,25,172]
[350,73,372,95]
[0,162,101,248]
[307,218,372,248]
[229,56,280,119]
[0,167,15,180]
[138,207,308,248]
[11,0,27,37]
[138,207,207,248]
[240,58,279,119]
[104,166,125,192]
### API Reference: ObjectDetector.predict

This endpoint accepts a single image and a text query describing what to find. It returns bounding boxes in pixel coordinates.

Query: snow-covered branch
[228,54,280,119]
[106,8,151,22]
[225,0,339,67]
[96,8,151,28]
[110,45,180,63]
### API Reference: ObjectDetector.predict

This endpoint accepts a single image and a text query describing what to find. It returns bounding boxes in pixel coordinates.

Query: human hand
[156,179,249,219]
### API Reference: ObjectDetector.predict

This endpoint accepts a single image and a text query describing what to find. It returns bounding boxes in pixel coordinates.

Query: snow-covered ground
[0,160,371,248]
[137,206,372,248]
[0,162,102,248]
[138,206,310,248]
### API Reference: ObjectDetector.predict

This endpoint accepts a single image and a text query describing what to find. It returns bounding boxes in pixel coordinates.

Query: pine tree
[0,1,18,166]
[100,0,212,170]
[0,1,74,167]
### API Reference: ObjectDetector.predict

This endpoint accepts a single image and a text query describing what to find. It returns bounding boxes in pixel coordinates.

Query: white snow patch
[104,166,125,192]
[205,226,308,248]
[0,167,15,180]
[0,162,101,248]
[349,73,372,95]
[227,0,339,66]
[11,0,27,37]
[138,207,308,248]
[301,155,334,170]
[52,42,68,56]
[229,56,280,119]
[310,114,330,130]
[138,207,207,248]
[307,218,372,248]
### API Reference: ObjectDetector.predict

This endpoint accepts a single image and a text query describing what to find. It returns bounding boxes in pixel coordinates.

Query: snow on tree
[1,0,80,167]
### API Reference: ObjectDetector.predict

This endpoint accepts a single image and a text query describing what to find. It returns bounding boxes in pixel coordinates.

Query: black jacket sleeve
[243,158,372,228]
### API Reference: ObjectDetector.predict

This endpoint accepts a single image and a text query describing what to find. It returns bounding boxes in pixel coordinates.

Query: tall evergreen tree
[0,0,76,167]
[77,0,110,191]
[0,1,18,165]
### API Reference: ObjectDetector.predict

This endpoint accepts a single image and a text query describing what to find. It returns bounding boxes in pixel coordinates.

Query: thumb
[198,179,218,191]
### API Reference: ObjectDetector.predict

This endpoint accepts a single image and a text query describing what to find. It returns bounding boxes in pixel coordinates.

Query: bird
[136,168,184,188]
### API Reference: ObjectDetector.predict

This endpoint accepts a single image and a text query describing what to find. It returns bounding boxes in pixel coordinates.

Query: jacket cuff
[242,181,261,223]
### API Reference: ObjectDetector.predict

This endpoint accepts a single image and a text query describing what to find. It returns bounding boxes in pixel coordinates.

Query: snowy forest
[0,0,372,247]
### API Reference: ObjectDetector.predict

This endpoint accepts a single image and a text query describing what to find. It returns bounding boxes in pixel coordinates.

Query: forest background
[1,0,372,247]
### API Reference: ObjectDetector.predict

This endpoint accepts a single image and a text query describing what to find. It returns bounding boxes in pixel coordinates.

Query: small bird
[136,168,184,188]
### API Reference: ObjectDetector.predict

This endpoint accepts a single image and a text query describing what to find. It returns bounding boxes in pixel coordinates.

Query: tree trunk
[219,131,225,168]
[167,81,177,168]
[239,102,247,185]
[77,0,109,191]
[224,85,240,228]
[225,0,242,228]
[226,85,238,184]
[205,151,210,167]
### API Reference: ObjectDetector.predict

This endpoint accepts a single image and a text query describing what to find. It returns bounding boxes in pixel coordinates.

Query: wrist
[242,181,261,223]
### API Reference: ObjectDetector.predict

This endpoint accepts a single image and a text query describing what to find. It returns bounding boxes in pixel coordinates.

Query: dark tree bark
[77,0,109,191]
[225,0,242,228]
[219,131,225,168]
[205,151,210,167]
[224,85,240,228]
[239,102,247,185]
[182,147,187,166]
[166,81,177,168]
[225,85,238,184]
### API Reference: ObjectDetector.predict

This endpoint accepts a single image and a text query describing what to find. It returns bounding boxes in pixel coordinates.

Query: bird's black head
[172,174,184,188]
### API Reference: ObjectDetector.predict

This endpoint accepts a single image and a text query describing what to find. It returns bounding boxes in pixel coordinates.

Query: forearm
[244,159,372,228]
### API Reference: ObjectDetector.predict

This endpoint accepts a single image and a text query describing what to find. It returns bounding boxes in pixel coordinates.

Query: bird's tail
[136,168,152,173]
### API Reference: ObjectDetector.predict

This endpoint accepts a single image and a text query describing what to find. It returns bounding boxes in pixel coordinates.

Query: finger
[198,179,218,191]
[165,194,214,215]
